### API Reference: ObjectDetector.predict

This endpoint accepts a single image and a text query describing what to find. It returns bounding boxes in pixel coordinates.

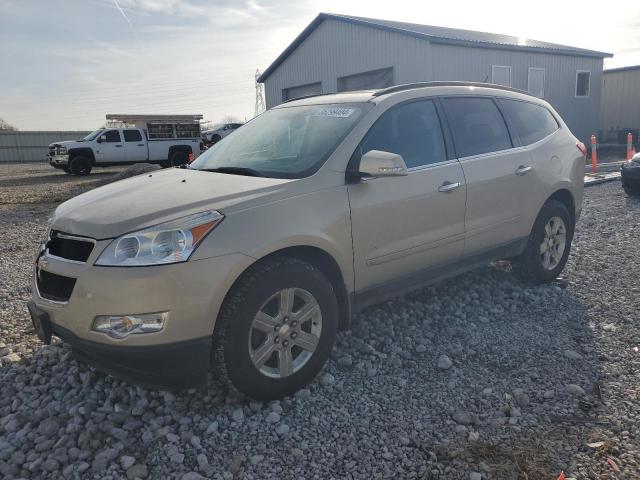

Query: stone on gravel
[470,472,482,480]
[452,410,475,425]
[126,464,148,479]
[563,349,583,360]
[120,455,136,470]
[565,384,586,396]
[92,448,117,473]
[437,354,453,369]
[338,354,353,367]
[319,373,335,386]
[266,411,280,424]
[276,423,290,435]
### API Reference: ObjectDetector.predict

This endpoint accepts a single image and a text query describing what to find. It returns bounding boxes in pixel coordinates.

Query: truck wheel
[213,257,338,400]
[170,151,188,167]
[515,200,574,284]
[69,156,92,176]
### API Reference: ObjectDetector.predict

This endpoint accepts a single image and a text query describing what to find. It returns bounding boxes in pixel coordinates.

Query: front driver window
[104,130,121,143]
[359,100,447,168]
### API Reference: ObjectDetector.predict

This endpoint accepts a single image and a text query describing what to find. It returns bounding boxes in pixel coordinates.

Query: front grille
[37,270,76,302]
[47,231,94,262]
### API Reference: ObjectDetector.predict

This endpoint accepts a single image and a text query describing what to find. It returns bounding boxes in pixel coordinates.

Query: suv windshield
[81,129,104,141]
[190,103,369,178]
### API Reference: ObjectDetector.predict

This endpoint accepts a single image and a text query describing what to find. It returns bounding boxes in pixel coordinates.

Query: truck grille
[36,270,76,303]
[47,231,95,263]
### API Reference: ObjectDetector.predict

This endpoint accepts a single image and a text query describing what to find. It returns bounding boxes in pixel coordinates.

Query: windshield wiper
[198,166,265,177]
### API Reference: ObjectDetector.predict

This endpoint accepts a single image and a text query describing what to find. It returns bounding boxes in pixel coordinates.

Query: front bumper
[29,243,255,388]
[49,154,69,167]
[28,300,210,388]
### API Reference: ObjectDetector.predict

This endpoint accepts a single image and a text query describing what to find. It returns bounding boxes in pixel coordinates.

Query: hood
[52,168,294,239]
[49,140,84,148]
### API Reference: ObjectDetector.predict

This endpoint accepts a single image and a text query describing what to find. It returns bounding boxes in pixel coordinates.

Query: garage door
[337,67,394,92]
[282,82,322,102]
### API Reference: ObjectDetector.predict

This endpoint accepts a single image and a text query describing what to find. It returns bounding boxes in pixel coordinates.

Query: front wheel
[515,200,574,284]
[69,156,92,176]
[213,257,338,400]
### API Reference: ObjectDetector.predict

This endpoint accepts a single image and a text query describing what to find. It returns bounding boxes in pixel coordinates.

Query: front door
[94,129,126,163]
[122,129,148,162]
[348,99,467,294]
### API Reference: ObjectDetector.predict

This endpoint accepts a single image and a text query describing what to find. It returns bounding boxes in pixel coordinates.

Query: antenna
[255,69,266,117]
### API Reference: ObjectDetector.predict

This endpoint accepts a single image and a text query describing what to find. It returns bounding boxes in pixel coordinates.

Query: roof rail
[284,92,335,103]
[373,81,529,97]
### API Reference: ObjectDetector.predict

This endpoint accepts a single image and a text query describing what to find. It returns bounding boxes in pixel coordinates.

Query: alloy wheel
[248,288,322,378]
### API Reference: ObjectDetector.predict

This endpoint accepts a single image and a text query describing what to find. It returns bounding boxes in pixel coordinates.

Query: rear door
[94,129,126,163]
[123,129,148,162]
[348,99,466,293]
[441,96,538,256]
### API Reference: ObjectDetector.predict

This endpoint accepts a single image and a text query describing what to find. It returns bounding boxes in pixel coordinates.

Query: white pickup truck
[48,114,205,175]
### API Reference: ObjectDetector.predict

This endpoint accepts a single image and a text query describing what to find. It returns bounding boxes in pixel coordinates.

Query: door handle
[515,165,533,176]
[438,181,461,193]
[137,144,144,146]
[115,145,123,148]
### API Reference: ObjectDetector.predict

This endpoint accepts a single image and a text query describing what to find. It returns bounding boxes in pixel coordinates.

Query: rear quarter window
[441,97,512,158]
[498,98,559,146]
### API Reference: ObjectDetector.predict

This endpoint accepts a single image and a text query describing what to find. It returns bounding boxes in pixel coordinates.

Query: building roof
[604,65,640,74]
[258,13,613,83]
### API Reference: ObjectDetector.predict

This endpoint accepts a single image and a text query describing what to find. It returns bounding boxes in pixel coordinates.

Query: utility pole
[255,69,266,118]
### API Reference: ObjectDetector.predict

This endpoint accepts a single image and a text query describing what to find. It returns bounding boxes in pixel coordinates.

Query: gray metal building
[258,13,612,143]
[0,131,90,163]
[600,65,640,145]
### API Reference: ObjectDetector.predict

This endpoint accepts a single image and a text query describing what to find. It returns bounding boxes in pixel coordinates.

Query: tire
[623,185,640,197]
[69,156,92,176]
[213,257,339,400]
[516,200,574,284]
[210,135,221,145]
[169,150,188,167]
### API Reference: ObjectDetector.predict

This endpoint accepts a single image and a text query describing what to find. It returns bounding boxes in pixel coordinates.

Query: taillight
[199,141,204,151]
[576,142,587,157]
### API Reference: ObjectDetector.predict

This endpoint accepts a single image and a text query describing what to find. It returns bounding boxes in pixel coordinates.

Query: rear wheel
[169,150,188,167]
[69,156,92,176]
[516,200,574,284]
[213,257,338,400]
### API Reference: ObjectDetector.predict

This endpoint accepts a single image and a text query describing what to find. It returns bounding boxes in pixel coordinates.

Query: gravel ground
[0,164,639,480]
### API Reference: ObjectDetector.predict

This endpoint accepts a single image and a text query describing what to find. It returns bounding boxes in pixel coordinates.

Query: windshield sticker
[312,107,355,118]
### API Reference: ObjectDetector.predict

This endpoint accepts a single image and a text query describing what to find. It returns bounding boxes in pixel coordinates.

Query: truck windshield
[190,103,369,178]
[81,129,104,141]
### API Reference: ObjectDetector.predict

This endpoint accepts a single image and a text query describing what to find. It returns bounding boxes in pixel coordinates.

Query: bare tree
[0,118,17,131]
[220,114,241,124]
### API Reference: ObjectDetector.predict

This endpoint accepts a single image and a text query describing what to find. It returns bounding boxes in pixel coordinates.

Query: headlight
[95,210,223,266]
[56,146,67,154]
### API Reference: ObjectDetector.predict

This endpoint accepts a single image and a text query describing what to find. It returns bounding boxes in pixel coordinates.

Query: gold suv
[28,82,584,399]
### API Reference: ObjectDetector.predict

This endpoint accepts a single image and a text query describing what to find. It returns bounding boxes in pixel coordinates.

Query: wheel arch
[68,148,95,164]
[224,246,352,331]
[546,188,575,221]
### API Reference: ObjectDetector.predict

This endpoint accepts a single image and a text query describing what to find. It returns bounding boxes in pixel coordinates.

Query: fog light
[92,312,168,339]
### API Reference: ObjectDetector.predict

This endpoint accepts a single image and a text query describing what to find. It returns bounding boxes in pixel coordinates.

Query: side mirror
[97,135,106,143]
[358,150,408,178]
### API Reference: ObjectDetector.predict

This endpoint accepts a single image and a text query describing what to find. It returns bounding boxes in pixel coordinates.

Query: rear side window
[499,99,559,145]
[123,130,142,142]
[359,100,447,169]
[103,130,121,143]
[442,97,512,158]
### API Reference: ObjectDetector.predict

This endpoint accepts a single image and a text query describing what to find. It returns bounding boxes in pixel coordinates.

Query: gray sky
[1,0,638,131]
